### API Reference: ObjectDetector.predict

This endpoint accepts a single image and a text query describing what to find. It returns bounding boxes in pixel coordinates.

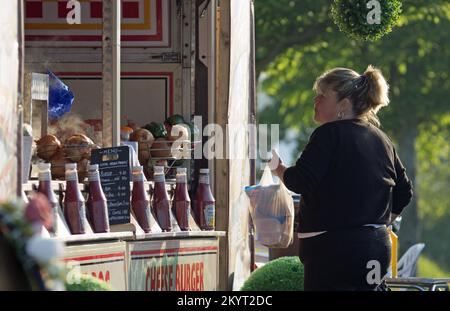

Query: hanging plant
[331,0,402,41]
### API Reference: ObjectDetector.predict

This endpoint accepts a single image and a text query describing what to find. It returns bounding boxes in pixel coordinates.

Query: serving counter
[56,231,225,291]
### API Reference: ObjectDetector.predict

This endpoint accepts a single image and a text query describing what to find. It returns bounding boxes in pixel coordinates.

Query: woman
[271,65,413,291]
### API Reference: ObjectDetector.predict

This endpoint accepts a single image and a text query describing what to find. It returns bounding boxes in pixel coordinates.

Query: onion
[36,135,61,160]
[138,147,151,166]
[64,134,94,162]
[49,149,67,180]
[151,138,171,158]
[130,128,154,145]
[65,133,94,146]
[131,129,154,164]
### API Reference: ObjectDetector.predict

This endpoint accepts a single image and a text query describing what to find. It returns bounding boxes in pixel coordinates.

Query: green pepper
[165,114,186,126]
[143,122,167,139]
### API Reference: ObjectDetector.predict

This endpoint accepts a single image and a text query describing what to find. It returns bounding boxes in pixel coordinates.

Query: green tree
[416,115,450,269]
[255,0,450,266]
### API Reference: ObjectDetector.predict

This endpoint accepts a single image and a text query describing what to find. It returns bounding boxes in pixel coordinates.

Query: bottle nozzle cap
[132,165,143,173]
[199,168,209,174]
[154,166,164,174]
[88,164,98,171]
[38,163,51,171]
[65,163,77,170]
[176,167,187,174]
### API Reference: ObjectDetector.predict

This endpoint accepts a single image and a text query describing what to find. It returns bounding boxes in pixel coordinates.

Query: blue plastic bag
[47,70,74,121]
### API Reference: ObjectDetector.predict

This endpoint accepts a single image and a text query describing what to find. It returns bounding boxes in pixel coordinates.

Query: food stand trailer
[1,0,256,291]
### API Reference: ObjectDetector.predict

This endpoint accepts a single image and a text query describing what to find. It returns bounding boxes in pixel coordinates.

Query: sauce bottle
[63,163,87,234]
[37,163,60,234]
[152,166,172,231]
[172,167,190,231]
[131,166,152,233]
[86,164,110,233]
[194,168,215,230]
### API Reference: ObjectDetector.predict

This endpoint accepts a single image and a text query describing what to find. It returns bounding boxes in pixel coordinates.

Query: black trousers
[298,226,391,291]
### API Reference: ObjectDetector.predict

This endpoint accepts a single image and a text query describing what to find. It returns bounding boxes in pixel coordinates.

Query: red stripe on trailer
[25,35,103,41]
[63,252,125,262]
[131,246,218,256]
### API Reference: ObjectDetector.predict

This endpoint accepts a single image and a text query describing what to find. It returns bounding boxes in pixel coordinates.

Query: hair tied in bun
[354,75,368,89]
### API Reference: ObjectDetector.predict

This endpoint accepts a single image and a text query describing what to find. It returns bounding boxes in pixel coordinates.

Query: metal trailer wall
[0,0,20,201]
[214,0,254,290]
[228,0,252,290]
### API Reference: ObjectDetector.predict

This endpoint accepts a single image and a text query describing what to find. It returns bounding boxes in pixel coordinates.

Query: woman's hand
[269,149,287,182]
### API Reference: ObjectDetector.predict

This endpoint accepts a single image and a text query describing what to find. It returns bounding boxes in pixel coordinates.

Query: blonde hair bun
[363,65,390,113]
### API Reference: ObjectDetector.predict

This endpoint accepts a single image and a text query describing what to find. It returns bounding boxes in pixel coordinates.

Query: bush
[331,0,402,41]
[417,256,450,279]
[241,256,304,291]
[65,274,113,291]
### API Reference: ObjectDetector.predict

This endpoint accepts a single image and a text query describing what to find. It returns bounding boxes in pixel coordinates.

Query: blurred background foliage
[254,0,450,276]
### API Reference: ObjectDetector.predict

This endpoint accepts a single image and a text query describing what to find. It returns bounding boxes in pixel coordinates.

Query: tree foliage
[255,0,450,270]
[256,0,450,132]
[416,115,450,267]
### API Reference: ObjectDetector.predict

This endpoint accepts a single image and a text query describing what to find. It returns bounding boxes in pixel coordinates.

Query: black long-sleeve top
[283,119,413,233]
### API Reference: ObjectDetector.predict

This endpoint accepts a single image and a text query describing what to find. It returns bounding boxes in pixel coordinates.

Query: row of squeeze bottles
[36,162,216,235]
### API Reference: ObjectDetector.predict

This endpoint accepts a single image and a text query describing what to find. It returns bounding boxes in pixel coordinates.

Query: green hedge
[65,274,113,291]
[241,256,304,291]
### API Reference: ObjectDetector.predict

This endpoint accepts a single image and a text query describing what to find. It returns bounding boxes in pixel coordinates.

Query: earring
[337,111,345,120]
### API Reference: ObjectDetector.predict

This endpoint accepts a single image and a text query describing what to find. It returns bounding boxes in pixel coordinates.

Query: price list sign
[91,146,131,225]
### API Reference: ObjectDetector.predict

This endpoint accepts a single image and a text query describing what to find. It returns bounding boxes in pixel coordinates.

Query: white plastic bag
[245,164,294,248]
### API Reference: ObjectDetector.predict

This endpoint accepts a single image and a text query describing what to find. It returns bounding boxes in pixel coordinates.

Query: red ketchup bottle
[131,165,152,233]
[194,168,215,230]
[172,167,191,231]
[63,163,87,234]
[37,163,60,234]
[86,164,110,233]
[152,166,172,231]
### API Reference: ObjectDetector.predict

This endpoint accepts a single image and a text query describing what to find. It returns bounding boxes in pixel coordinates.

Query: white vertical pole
[103,0,121,147]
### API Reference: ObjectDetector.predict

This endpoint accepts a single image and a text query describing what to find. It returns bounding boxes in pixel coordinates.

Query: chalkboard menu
[91,146,131,225]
